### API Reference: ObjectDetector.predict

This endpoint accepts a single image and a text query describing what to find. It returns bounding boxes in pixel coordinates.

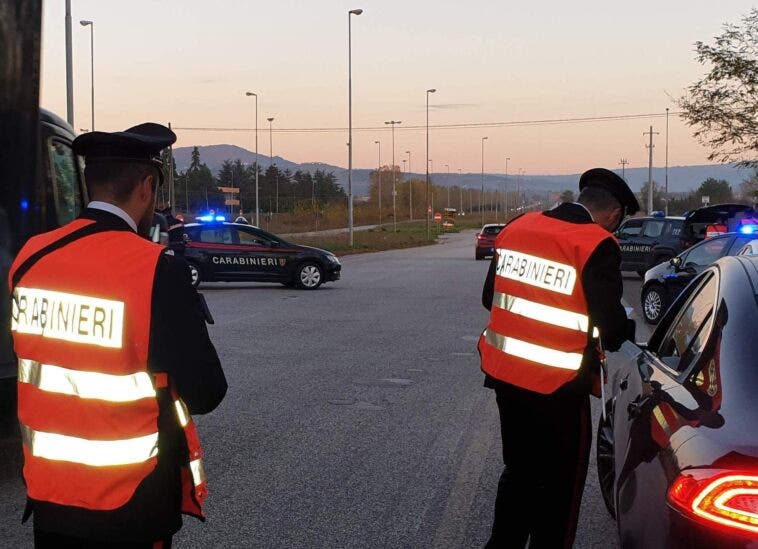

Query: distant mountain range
[174,144,752,197]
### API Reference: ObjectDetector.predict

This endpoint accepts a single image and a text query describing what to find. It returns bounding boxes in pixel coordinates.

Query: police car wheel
[596,398,616,519]
[295,262,323,290]
[188,262,201,288]
[642,285,666,325]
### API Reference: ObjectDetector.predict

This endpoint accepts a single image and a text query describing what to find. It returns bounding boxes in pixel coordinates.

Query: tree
[696,178,733,204]
[559,189,575,203]
[739,169,758,203]
[678,9,758,167]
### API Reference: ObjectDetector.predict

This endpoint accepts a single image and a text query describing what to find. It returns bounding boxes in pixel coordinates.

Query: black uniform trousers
[486,381,591,549]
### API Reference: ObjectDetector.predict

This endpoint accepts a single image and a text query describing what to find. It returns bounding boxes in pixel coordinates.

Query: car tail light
[668,470,758,536]
[477,234,484,240]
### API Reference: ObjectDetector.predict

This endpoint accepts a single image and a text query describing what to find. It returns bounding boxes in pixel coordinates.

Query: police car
[171,217,341,290]
[616,215,685,276]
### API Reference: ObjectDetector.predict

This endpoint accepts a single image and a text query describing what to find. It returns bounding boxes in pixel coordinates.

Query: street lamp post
[480,137,488,225]
[384,120,402,231]
[445,164,450,208]
[267,117,276,214]
[458,169,463,213]
[504,156,510,219]
[347,8,363,247]
[425,88,436,240]
[65,0,74,125]
[406,150,412,220]
[374,140,381,224]
[80,20,94,131]
[245,92,259,225]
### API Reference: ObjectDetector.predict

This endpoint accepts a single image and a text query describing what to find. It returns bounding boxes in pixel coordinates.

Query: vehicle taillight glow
[669,470,758,535]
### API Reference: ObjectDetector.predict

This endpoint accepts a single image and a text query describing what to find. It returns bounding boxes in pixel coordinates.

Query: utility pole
[245,92,259,225]
[168,122,174,208]
[445,164,450,209]
[267,117,277,214]
[425,88,436,240]
[619,158,629,181]
[480,137,488,226]
[643,126,660,214]
[374,140,381,224]
[665,107,670,215]
[347,8,363,247]
[385,120,401,232]
[406,150,412,220]
[458,169,463,213]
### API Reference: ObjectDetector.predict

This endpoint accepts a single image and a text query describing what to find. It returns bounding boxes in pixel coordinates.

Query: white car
[737,238,758,255]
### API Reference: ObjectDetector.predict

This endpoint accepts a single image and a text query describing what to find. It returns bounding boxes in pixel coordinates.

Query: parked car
[680,203,756,249]
[640,232,754,324]
[616,215,685,276]
[597,255,758,548]
[475,224,505,260]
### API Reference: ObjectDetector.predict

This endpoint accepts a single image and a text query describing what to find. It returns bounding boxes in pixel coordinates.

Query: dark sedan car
[598,255,758,548]
[616,216,685,276]
[171,221,341,290]
[640,232,755,324]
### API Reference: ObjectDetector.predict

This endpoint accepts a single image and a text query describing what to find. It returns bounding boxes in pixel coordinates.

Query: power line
[173,111,681,134]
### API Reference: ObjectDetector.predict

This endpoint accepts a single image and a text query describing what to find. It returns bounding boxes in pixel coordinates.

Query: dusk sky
[40,1,755,175]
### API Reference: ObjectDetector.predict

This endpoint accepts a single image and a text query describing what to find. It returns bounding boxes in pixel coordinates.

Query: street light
[80,20,94,131]
[374,140,381,224]
[267,117,277,213]
[425,88,436,240]
[444,164,450,208]
[245,92,259,226]
[65,0,73,125]
[406,150,412,220]
[384,120,402,232]
[504,156,510,219]
[480,137,488,225]
[347,8,363,247]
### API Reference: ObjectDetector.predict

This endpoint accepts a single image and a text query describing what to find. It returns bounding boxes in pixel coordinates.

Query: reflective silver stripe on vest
[18,359,156,403]
[190,458,206,486]
[492,292,600,338]
[483,329,583,371]
[21,424,159,466]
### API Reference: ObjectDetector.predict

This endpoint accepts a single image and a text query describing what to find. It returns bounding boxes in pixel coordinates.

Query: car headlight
[327,254,340,265]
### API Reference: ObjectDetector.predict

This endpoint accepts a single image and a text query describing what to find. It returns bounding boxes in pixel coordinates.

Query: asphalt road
[0,230,652,548]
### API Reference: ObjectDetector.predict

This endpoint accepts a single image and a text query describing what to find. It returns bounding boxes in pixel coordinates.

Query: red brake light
[669,470,758,535]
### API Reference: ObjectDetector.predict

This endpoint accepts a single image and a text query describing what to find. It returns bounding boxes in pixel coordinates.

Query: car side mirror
[670,256,682,268]
[637,356,653,384]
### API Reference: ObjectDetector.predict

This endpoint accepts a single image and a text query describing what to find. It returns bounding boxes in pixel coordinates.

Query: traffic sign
[224,199,240,206]
[434,212,442,222]
[218,186,240,194]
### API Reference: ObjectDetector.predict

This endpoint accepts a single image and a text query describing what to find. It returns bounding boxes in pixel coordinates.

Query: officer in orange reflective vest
[9,123,227,548]
[480,168,638,548]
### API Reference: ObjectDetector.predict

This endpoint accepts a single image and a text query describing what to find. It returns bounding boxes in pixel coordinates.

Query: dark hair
[84,162,156,203]
[578,186,620,213]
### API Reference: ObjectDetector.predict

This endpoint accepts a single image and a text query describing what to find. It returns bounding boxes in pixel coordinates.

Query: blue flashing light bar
[215,215,226,222]
[739,224,757,235]
[197,215,214,222]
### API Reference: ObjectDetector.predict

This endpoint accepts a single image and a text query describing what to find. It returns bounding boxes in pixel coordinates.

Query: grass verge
[291,221,447,256]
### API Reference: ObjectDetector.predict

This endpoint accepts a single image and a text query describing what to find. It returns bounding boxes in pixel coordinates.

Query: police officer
[480,168,638,548]
[9,123,227,547]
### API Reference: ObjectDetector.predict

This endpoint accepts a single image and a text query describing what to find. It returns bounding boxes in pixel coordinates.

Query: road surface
[0,230,650,547]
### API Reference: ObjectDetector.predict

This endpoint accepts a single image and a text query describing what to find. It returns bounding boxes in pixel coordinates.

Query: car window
[617,219,643,238]
[237,229,270,246]
[482,226,504,235]
[657,274,717,373]
[727,236,753,255]
[48,139,83,225]
[198,227,237,244]
[668,220,683,237]
[683,237,729,267]
[643,220,665,238]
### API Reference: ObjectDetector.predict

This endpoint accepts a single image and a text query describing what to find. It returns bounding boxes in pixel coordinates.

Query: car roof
[184,222,261,229]
[481,223,505,228]
[626,216,685,221]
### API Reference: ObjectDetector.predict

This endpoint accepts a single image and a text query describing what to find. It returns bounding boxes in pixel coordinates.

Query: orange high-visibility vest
[478,212,611,394]
[9,219,207,515]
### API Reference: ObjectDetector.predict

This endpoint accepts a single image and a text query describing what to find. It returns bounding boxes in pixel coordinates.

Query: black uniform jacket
[26,208,227,541]
[482,203,635,395]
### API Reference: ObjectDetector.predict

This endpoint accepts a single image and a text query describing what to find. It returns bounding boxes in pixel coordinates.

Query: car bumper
[325,264,341,282]
[668,507,758,548]
[476,245,495,255]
